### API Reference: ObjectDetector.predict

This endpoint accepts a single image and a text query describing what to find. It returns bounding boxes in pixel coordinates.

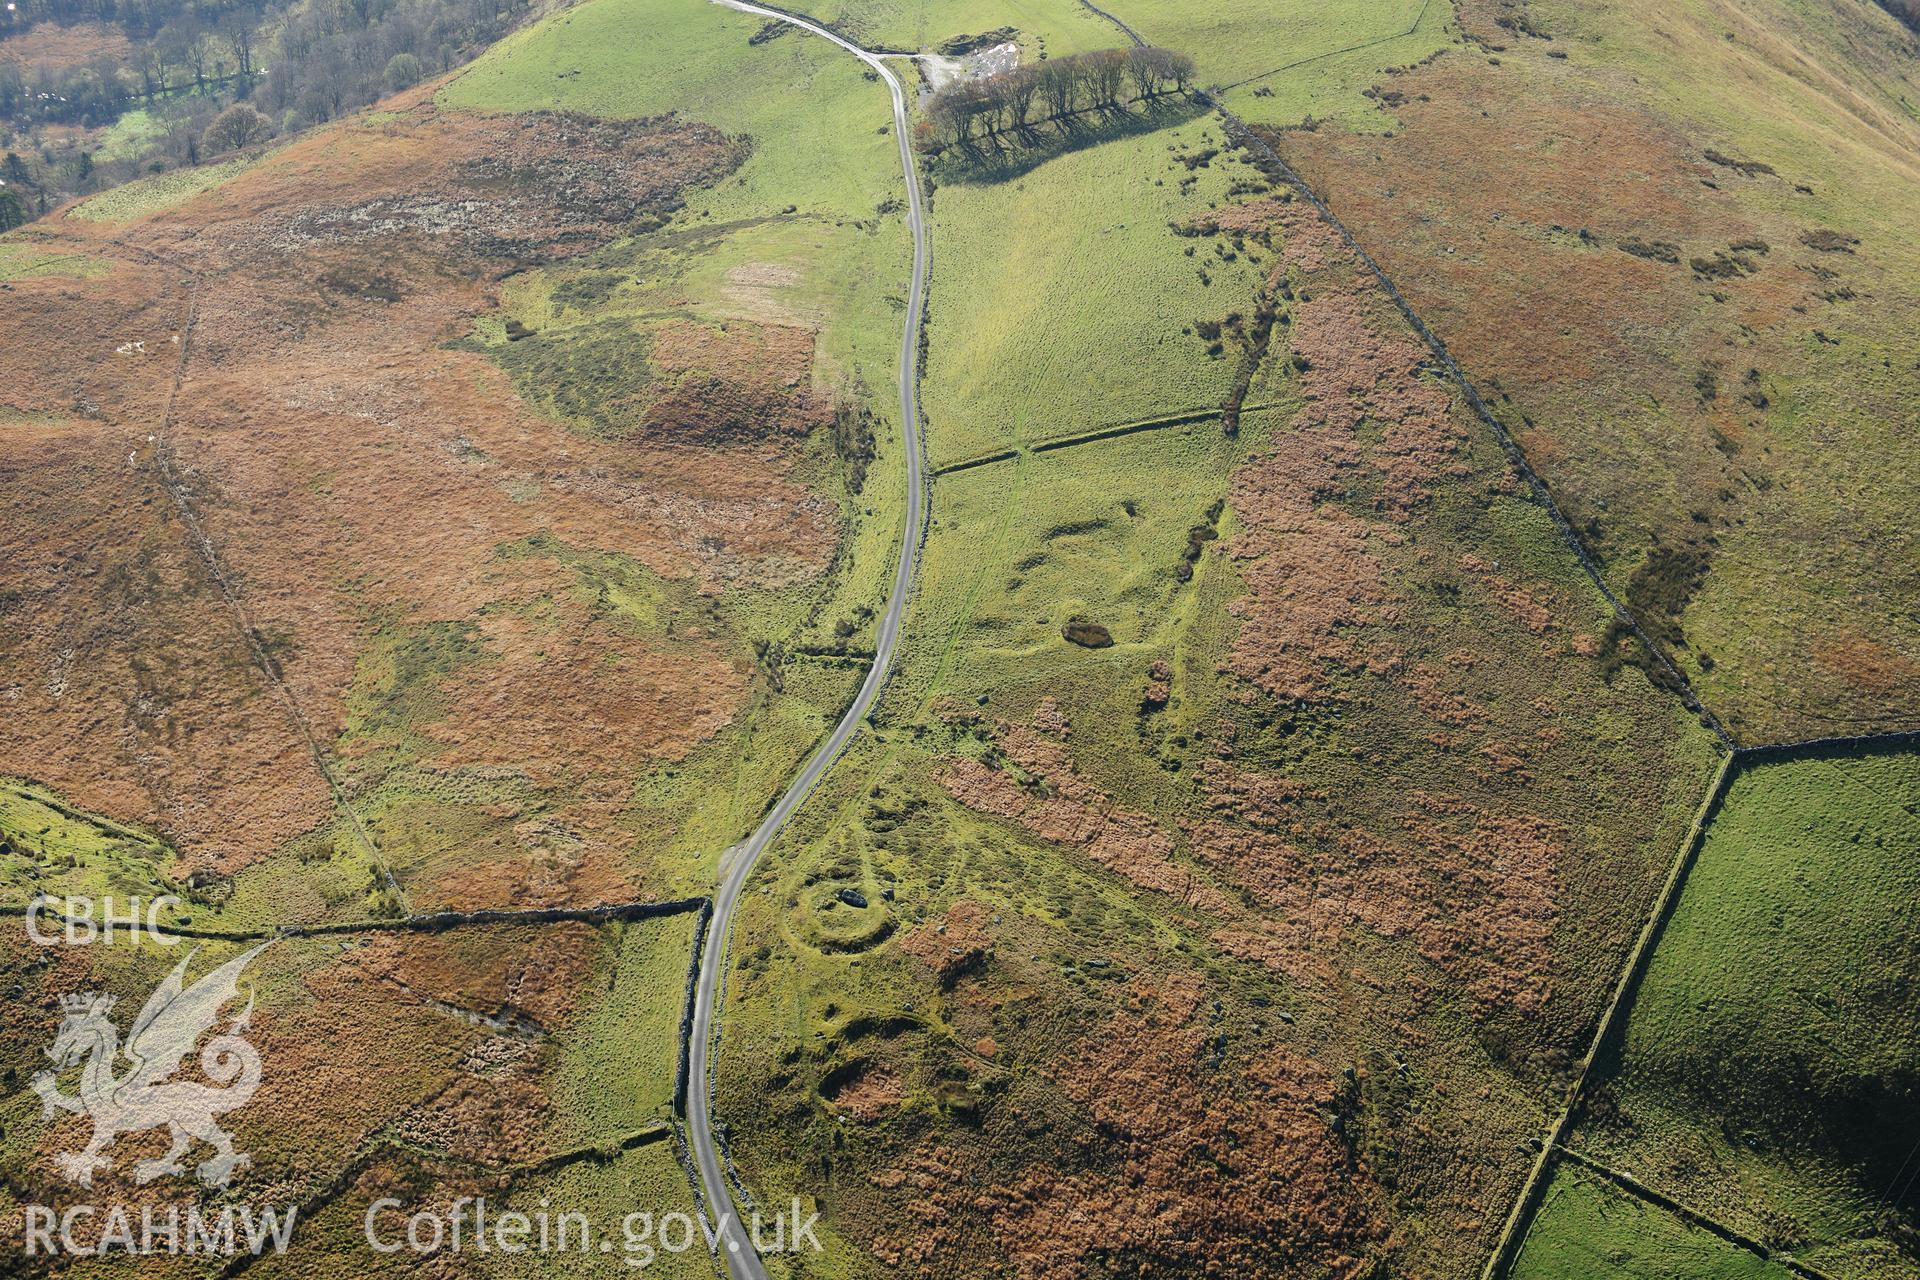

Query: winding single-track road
[690,3,928,1275]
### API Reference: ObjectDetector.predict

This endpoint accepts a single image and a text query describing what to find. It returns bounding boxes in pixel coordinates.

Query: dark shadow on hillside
[930,96,1208,186]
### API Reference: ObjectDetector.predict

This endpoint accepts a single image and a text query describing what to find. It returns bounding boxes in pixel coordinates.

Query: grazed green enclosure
[1513,1163,1797,1280]
[1561,748,1920,1279]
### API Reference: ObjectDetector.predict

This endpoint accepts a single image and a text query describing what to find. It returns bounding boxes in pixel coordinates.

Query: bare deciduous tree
[225,15,256,84]
[1086,49,1127,109]
[200,100,271,154]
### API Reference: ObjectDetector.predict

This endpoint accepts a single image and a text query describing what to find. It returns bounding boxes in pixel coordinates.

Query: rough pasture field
[716,108,1719,1276]
[0,20,133,72]
[1267,0,1920,744]
[0,781,181,913]
[1549,748,1920,1279]
[266,1138,714,1278]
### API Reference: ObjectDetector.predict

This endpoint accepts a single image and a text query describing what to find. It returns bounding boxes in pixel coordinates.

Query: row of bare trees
[3,0,528,131]
[919,46,1195,154]
[2,0,533,214]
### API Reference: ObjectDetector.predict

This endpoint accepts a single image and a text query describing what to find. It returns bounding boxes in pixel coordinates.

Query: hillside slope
[1273,0,1920,744]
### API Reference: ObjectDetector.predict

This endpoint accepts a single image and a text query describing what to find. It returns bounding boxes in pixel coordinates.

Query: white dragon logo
[32,944,269,1188]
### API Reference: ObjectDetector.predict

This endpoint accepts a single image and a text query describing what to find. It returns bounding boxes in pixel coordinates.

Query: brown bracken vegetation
[0,88,844,901]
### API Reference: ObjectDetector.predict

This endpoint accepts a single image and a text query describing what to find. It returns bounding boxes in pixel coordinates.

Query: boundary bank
[1488,731,1920,1276]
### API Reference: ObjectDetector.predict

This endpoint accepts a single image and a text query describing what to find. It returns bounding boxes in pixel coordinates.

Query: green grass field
[922,118,1272,469]
[66,154,259,223]
[444,0,900,225]
[1513,1164,1796,1280]
[1568,748,1920,1279]
[0,238,111,281]
[0,778,177,911]
[552,911,700,1142]
[780,0,1451,132]
[803,0,1115,56]
[95,107,166,163]
[1122,0,1452,125]
[888,419,1245,758]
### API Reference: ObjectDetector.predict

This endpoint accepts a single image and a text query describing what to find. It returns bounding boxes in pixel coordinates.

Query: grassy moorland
[718,113,1720,1272]
[1563,749,1920,1279]
[6,0,919,919]
[0,916,704,1276]
[1275,0,1920,743]
[0,0,1913,1276]
[436,0,921,896]
[1127,0,1453,127]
